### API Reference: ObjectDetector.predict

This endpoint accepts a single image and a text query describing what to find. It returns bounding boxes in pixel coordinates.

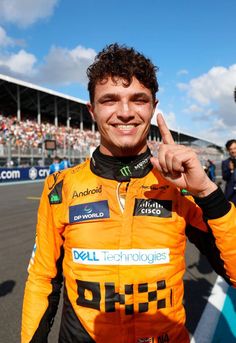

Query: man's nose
[117,102,134,118]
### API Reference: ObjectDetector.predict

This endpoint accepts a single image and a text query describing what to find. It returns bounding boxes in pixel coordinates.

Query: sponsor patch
[134,199,172,218]
[72,248,170,265]
[48,180,63,204]
[72,185,102,198]
[76,278,170,314]
[120,165,132,177]
[181,188,191,196]
[69,200,110,223]
[141,185,169,191]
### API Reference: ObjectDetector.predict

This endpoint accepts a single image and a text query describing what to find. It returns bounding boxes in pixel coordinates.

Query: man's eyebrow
[130,92,151,99]
[98,92,151,101]
[97,93,119,101]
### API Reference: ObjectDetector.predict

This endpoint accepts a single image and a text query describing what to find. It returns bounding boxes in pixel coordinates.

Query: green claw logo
[120,166,132,177]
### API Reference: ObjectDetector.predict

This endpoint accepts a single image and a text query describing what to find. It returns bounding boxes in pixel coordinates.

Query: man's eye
[101,99,116,104]
[134,99,148,104]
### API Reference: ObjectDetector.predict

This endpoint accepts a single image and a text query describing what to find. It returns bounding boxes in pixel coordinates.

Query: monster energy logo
[120,166,132,177]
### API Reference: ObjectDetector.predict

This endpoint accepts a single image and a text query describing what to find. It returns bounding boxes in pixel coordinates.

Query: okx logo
[69,200,110,223]
[76,279,170,315]
[120,165,132,177]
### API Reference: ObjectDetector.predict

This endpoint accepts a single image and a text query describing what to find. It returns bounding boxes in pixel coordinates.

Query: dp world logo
[29,167,37,180]
[69,200,110,223]
[84,205,93,214]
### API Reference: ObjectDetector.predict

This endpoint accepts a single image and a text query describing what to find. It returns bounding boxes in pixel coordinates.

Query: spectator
[49,156,61,174]
[206,159,216,182]
[59,156,71,170]
[222,139,236,204]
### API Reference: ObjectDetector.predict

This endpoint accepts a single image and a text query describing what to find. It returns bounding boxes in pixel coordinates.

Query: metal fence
[0,142,91,167]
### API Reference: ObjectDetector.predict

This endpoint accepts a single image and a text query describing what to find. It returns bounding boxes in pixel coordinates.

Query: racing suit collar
[90,146,153,181]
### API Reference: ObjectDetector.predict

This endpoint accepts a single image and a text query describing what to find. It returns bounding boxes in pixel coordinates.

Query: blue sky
[0,0,235,146]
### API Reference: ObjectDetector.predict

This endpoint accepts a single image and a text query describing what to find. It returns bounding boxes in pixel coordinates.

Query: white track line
[190,275,229,343]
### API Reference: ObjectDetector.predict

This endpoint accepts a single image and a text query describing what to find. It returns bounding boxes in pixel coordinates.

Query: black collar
[90,147,153,181]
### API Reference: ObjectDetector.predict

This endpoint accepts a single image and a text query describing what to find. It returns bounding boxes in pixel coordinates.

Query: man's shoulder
[222,157,230,164]
[46,159,90,189]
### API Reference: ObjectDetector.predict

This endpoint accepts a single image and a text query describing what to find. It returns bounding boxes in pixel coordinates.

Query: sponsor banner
[69,200,110,223]
[72,248,170,265]
[0,167,49,183]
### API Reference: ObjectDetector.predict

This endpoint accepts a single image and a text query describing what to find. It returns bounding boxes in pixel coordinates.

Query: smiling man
[21,44,236,343]
[87,77,156,157]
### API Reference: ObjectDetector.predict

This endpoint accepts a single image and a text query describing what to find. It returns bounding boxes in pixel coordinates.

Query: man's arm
[194,187,236,286]
[21,176,65,343]
[186,187,233,284]
[151,114,236,286]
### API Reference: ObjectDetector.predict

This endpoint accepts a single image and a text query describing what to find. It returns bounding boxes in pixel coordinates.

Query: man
[59,156,71,171]
[21,44,236,343]
[49,156,61,174]
[222,139,236,204]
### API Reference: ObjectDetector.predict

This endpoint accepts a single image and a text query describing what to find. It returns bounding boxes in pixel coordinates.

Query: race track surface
[0,182,218,342]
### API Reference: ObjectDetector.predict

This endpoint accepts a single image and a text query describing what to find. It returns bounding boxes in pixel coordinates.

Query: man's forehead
[229,143,236,150]
[94,76,151,95]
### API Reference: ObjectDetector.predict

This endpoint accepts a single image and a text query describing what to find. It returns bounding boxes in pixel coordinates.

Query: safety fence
[0,166,49,183]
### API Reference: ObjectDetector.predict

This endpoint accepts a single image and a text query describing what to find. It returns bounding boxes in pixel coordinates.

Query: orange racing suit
[21,148,236,343]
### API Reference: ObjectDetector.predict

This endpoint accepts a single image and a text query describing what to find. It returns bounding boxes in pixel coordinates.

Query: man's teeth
[116,125,135,130]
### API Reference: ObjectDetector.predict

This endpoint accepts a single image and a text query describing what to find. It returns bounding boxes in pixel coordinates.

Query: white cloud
[177,69,188,76]
[0,43,96,84]
[34,45,97,85]
[0,0,58,27]
[152,107,178,132]
[183,104,204,114]
[0,49,37,76]
[163,111,178,131]
[184,66,236,106]
[0,26,14,47]
[178,64,236,144]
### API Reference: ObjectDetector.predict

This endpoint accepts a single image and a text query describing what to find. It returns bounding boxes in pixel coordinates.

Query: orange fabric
[21,160,236,343]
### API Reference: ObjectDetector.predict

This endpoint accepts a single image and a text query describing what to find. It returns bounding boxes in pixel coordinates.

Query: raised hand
[150,113,217,197]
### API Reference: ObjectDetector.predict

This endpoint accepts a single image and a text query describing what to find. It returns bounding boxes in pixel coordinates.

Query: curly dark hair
[87,43,159,103]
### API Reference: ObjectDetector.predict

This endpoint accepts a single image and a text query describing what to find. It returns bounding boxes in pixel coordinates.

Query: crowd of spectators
[0,114,100,153]
[0,114,223,165]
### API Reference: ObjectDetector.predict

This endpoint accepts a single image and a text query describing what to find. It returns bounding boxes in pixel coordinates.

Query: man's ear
[87,102,96,122]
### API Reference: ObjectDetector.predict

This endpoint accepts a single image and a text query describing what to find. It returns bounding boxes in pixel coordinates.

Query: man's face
[88,76,157,157]
[228,142,236,158]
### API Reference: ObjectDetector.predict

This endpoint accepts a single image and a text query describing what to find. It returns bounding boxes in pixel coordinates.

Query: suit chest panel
[62,175,186,252]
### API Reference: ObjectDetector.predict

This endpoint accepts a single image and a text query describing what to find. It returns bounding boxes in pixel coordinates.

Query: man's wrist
[194,187,231,219]
[195,182,218,198]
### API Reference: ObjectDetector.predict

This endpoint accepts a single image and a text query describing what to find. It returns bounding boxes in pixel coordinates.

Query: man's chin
[114,143,146,157]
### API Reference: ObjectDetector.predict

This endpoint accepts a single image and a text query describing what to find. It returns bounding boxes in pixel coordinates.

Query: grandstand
[0,73,224,168]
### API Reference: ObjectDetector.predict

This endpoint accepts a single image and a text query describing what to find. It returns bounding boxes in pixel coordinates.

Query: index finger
[157,113,175,144]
